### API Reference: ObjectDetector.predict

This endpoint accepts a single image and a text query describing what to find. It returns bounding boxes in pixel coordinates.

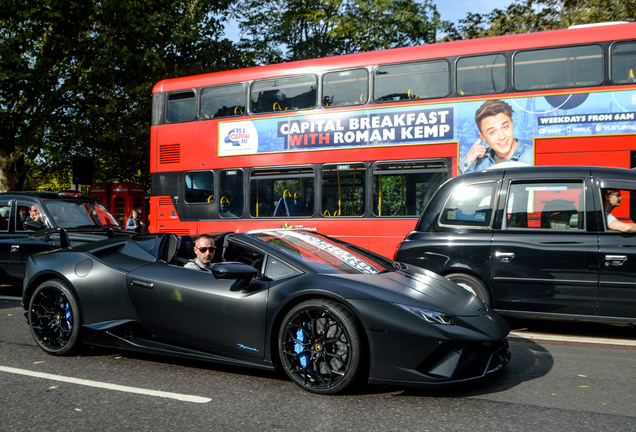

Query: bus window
[250,167,315,217]
[322,69,368,107]
[457,54,507,96]
[220,169,244,218]
[200,84,246,119]
[250,76,317,114]
[374,60,449,102]
[611,42,636,84]
[185,171,214,203]
[373,160,450,217]
[321,163,366,217]
[167,90,196,123]
[514,45,603,91]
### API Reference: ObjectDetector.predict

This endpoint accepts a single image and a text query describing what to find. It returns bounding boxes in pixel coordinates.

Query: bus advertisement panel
[218,88,636,171]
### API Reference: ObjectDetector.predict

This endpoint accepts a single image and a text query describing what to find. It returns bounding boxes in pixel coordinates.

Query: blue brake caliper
[63,300,72,330]
[294,325,308,368]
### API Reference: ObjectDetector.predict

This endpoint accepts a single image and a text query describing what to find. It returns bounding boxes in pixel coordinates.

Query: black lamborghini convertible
[23,229,510,394]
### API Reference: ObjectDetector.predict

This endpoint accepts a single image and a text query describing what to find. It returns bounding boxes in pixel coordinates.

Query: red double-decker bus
[150,22,636,256]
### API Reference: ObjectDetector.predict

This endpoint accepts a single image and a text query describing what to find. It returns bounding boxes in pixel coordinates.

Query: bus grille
[159,144,180,164]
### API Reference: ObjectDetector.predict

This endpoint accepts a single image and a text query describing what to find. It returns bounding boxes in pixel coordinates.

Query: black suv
[0,191,133,284]
[395,166,636,325]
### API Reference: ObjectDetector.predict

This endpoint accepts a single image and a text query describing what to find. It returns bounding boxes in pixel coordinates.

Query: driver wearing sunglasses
[184,234,216,272]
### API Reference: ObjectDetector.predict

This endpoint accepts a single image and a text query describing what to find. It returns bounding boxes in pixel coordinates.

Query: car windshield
[43,200,120,229]
[248,230,396,274]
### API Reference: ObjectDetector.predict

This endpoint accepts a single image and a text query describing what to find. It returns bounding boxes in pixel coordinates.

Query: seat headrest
[177,235,195,260]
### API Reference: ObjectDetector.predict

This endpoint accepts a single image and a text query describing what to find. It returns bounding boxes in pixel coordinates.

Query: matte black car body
[0,191,132,283]
[395,166,636,325]
[23,229,510,394]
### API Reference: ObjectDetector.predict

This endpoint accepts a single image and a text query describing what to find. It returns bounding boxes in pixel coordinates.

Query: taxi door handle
[604,255,627,267]
[495,252,515,263]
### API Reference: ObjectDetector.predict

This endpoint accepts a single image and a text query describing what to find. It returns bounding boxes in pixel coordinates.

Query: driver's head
[194,235,216,266]
[29,205,41,221]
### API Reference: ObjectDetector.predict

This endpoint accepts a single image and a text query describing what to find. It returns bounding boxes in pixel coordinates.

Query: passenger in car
[603,189,636,233]
[24,205,47,230]
[184,235,217,272]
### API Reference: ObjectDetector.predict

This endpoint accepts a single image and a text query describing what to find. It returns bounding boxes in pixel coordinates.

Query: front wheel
[28,279,82,355]
[446,272,491,305]
[278,299,363,394]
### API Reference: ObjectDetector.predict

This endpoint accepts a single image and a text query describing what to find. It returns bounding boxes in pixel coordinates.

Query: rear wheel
[278,299,363,394]
[28,279,81,355]
[446,273,491,305]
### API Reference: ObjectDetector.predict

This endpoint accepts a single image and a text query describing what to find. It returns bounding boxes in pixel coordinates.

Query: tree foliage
[3,0,634,193]
[0,0,243,192]
[443,0,636,41]
[232,0,444,64]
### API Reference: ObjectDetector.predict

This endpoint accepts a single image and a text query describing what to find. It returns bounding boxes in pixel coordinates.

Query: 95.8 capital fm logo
[218,121,259,156]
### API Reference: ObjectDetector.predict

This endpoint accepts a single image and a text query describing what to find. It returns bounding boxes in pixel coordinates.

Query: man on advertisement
[459,99,533,173]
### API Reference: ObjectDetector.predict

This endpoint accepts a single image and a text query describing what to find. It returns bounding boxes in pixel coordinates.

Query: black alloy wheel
[28,279,81,355]
[278,299,363,395]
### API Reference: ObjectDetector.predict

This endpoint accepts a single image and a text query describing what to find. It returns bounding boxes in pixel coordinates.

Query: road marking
[509,331,636,348]
[0,366,211,403]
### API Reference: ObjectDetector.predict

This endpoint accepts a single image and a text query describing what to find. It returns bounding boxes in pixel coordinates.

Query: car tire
[445,273,491,305]
[278,299,363,395]
[28,279,82,356]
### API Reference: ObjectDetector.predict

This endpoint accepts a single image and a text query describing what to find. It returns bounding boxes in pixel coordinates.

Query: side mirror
[211,262,258,290]
[24,220,45,231]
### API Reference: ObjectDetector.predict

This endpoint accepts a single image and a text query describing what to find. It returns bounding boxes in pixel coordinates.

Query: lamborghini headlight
[396,304,455,325]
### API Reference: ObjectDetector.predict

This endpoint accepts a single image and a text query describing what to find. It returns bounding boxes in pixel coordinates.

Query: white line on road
[509,331,636,347]
[0,365,211,403]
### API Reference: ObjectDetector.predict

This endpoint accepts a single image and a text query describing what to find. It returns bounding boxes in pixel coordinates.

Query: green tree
[233,0,444,64]
[443,0,636,41]
[1,0,243,192]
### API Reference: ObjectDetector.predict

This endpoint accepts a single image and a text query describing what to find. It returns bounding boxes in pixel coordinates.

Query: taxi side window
[602,187,636,230]
[506,181,584,230]
[439,182,496,227]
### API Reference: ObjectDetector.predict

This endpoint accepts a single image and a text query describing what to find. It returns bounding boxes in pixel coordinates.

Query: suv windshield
[43,200,119,229]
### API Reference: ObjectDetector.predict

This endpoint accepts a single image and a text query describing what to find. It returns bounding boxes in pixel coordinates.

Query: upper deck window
[611,41,636,84]
[514,45,603,91]
[167,90,196,123]
[322,69,368,108]
[250,76,317,114]
[201,84,246,119]
[374,60,449,102]
[457,54,507,96]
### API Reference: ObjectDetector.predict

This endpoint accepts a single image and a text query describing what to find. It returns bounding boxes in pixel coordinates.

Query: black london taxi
[0,191,133,284]
[395,165,636,324]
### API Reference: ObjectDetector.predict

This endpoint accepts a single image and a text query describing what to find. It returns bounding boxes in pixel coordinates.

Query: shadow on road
[396,339,553,398]
[0,296,21,310]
